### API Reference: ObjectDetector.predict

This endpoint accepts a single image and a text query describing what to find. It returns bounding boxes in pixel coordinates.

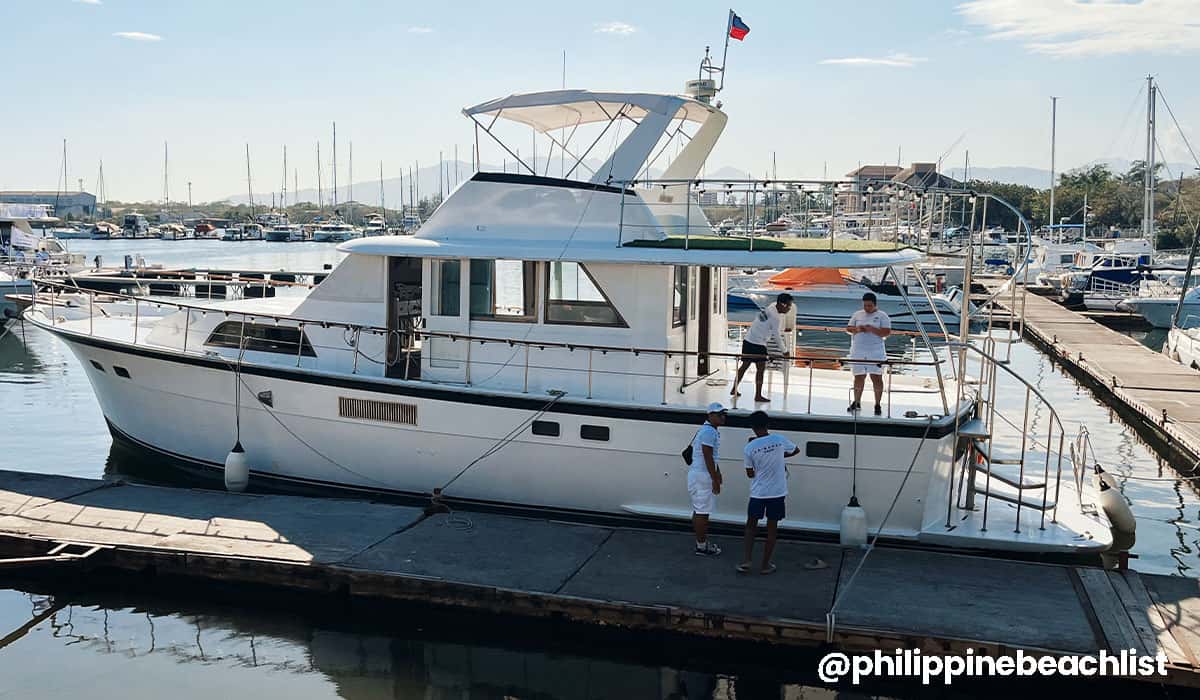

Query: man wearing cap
[846,292,892,415]
[732,293,794,403]
[688,402,727,556]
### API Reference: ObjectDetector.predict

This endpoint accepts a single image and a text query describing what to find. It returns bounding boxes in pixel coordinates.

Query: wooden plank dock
[987,281,1200,468]
[1,470,1199,686]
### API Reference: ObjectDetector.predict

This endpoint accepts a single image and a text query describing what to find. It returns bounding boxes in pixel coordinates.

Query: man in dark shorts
[738,410,799,574]
[731,293,793,403]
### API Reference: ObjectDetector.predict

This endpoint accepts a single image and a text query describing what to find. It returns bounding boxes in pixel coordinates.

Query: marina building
[0,190,97,219]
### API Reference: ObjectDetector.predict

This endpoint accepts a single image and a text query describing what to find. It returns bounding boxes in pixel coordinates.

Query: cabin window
[470,259,537,320]
[545,262,627,327]
[205,321,316,356]
[580,425,610,441]
[531,420,560,437]
[806,441,840,459]
[89,360,105,372]
[431,260,461,316]
[672,266,688,327]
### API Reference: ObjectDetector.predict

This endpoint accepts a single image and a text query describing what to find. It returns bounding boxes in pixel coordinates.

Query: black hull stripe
[51,325,965,439]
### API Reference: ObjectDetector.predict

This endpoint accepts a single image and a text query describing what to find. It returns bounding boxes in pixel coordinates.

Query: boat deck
[0,470,1198,687]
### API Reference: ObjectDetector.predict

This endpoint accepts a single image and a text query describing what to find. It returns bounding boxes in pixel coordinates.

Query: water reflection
[0,587,806,700]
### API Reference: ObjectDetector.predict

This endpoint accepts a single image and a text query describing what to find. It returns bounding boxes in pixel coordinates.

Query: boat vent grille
[338,397,417,426]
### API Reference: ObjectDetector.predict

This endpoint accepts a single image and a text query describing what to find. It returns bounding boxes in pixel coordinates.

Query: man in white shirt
[845,292,892,415]
[738,410,798,574]
[731,293,793,403]
[688,402,727,556]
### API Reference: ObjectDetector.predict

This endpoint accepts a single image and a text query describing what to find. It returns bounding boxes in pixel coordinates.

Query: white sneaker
[694,541,722,556]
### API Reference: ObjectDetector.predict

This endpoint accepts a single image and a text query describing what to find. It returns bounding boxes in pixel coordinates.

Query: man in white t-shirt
[845,292,892,416]
[687,402,727,556]
[731,293,793,403]
[738,410,798,575]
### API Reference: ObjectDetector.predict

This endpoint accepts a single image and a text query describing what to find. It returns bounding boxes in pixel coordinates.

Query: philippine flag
[729,13,750,41]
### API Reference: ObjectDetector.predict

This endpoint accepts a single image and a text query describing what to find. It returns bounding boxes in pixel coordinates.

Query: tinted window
[806,441,839,459]
[470,259,537,320]
[581,425,610,441]
[432,259,461,316]
[531,420,560,437]
[206,321,316,356]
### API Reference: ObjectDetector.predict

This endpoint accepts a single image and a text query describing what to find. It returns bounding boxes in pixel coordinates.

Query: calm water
[1,239,1199,696]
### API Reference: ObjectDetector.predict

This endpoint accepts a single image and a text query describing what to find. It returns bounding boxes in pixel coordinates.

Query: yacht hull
[39,322,1110,556]
[1122,299,1200,329]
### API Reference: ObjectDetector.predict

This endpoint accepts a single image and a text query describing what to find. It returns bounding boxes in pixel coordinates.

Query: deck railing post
[88,290,94,336]
[661,352,669,405]
[352,327,361,374]
[1053,431,1064,524]
[50,285,56,326]
[523,344,530,393]
[616,184,626,247]
[587,348,593,399]
[1014,386,1031,533]
[806,361,814,414]
[684,181,692,250]
[1040,415,1053,530]
[132,298,138,343]
[182,309,190,353]
[465,339,472,386]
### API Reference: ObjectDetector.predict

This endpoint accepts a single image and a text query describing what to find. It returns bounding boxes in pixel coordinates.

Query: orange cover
[766,268,850,288]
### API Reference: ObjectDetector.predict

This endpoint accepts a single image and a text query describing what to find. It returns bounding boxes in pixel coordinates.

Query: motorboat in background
[729,267,970,332]
[312,220,359,242]
[220,223,264,241]
[362,213,388,236]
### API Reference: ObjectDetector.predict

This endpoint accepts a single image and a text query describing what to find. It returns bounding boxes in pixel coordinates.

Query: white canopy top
[463,89,717,134]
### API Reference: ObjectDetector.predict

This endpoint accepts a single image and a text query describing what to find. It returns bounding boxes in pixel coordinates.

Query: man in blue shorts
[738,410,799,574]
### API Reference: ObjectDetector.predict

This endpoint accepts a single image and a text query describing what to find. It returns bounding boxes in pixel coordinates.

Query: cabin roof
[463,89,718,133]
[338,235,924,269]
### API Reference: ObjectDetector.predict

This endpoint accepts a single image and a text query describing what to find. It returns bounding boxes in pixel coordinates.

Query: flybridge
[463,89,728,185]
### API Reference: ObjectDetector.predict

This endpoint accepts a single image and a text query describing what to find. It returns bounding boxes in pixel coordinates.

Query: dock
[988,282,1200,468]
[1,470,1200,686]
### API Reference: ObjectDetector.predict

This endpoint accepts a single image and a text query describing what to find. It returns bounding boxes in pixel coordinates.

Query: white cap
[706,402,728,414]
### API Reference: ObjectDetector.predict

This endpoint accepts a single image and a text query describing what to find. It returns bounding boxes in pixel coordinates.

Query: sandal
[736,562,752,574]
[760,563,777,575]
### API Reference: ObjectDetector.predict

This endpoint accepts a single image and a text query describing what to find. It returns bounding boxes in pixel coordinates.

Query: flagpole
[719,8,733,90]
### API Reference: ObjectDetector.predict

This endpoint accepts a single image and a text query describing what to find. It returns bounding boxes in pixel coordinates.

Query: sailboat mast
[64,139,69,193]
[245,143,254,219]
[282,145,288,210]
[332,122,338,210]
[316,141,323,213]
[163,141,169,206]
[349,140,353,224]
[1049,96,1057,240]
[1144,75,1156,241]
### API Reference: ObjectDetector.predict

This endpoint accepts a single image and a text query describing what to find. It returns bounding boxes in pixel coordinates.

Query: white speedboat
[730,267,970,332]
[25,81,1114,556]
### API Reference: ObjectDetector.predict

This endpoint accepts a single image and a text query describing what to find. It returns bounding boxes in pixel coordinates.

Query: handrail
[30,278,953,370]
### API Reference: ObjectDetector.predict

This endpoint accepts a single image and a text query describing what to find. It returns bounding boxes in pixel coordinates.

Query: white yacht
[362,214,388,237]
[312,221,359,242]
[25,84,1115,556]
[1164,326,1200,369]
[1119,271,1200,328]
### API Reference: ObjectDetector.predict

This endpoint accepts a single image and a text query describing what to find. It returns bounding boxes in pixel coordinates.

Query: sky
[3,0,1199,203]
